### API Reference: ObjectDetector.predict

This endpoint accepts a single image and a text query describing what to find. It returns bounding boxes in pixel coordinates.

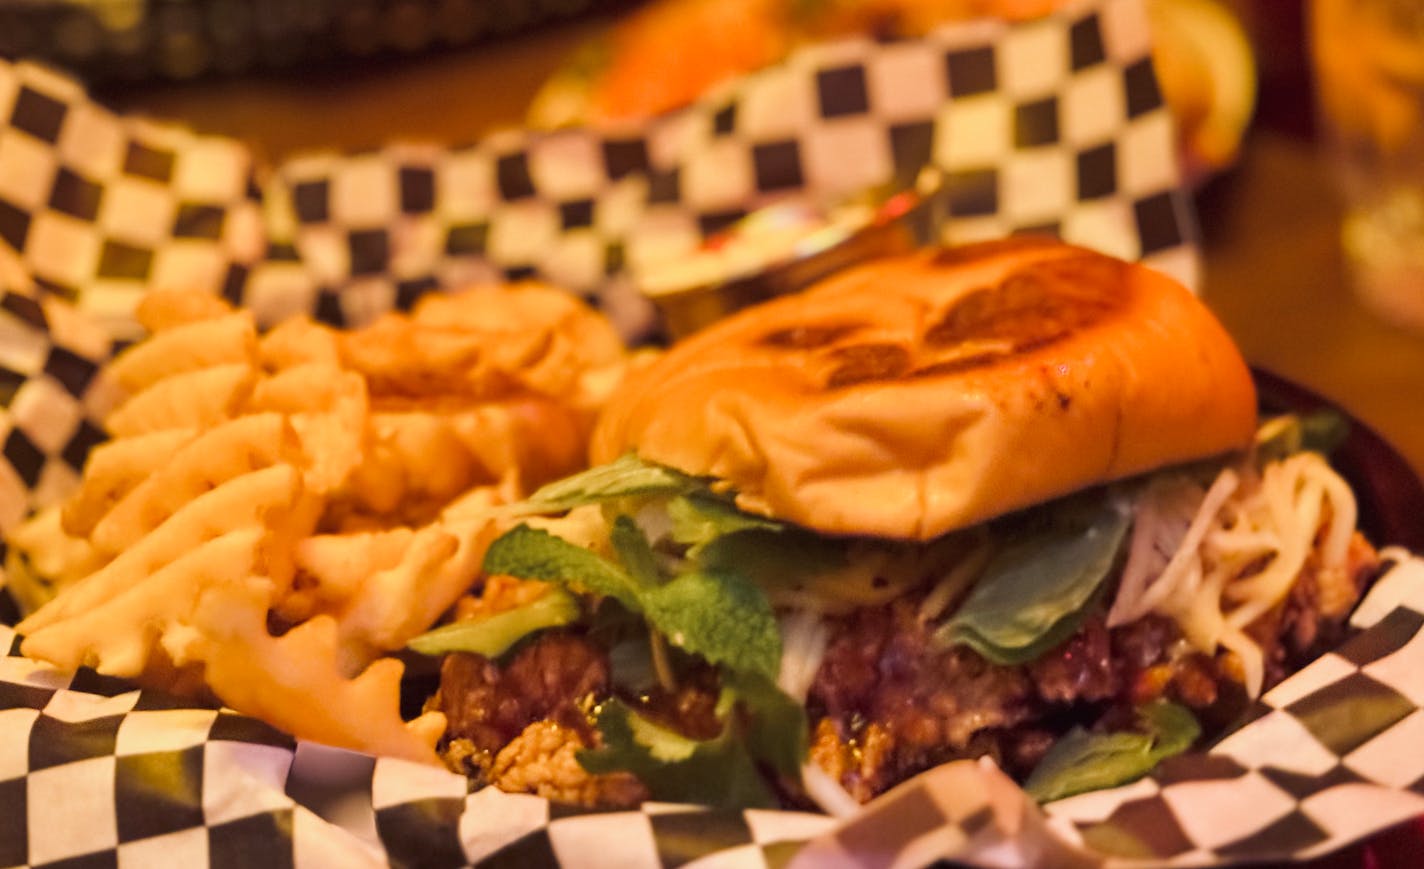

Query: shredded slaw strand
[1105,450,1360,699]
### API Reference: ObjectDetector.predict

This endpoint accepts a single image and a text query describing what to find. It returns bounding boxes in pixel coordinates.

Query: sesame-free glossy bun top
[592,238,1257,540]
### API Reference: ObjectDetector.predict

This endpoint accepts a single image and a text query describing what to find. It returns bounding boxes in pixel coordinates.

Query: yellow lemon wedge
[1148,0,1258,178]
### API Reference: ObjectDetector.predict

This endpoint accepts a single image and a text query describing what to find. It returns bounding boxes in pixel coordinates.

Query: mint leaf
[642,569,781,682]
[1024,701,1201,803]
[610,515,663,588]
[406,588,581,658]
[482,523,782,682]
[668,494,783,552]
[937,497,1130,665]
[578,699,777,809]
[506,453,706,516]
[481,524,644,612]
[726,670,808,777]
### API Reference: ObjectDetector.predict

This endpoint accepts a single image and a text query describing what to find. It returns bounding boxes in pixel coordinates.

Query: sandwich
[415,238,1380,810]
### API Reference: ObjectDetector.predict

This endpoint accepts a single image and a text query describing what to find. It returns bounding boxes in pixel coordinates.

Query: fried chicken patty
[430,531,1381,807]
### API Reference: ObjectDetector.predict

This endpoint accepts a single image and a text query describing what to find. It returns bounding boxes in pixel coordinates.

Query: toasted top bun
[592,239,1257,540]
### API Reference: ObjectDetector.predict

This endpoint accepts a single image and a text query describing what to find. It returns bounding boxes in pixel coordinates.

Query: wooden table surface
[105,12,1424,482]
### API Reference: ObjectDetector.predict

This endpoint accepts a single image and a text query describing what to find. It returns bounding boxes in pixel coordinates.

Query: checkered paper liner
[6,0,1415,866]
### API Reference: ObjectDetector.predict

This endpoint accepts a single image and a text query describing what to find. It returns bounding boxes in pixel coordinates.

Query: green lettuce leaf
[578,698,777,809]
[406,587,581,658]
[503,453,707,516]
[936,497,1131,665]
[1024,701,1201,803]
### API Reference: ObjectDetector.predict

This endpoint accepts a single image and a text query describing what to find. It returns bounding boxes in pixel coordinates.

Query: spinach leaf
[1024,701,1201,803]
[695,526,847,589]
[1256,411,1350,465]
[936,497,1131,665]
[406,587,581,657]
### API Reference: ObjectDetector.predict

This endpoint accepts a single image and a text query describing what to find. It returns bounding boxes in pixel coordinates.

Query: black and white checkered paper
[4,0,1421,866]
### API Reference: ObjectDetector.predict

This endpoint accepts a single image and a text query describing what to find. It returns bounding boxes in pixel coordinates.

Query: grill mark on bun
[910,351,1006,379]
[926,254,1126,351]
[818,253,1132,387]
[825,342,912,388]
[759,323,862,349]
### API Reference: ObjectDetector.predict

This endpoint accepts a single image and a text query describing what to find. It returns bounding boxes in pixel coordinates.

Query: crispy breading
[490,721,648,808]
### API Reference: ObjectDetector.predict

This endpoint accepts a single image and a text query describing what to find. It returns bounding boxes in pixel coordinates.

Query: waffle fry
[20,526,272,675]
[332,518,502,660]
[409,283,629,415]
[247,363,369,495]
[360,411,488,518]
[60,428,199,537]
[104,362,258,438]
[7,282,630,764]
[258,317,342,371]
[194,578,445,765]
[5,506,104,606]
[88,414,302,556]
[105,311,257,394]
[134,288,233,333]
[18,464,317,635]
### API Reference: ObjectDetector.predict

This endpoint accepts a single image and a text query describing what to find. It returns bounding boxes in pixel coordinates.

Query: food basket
[3,1,1424,866]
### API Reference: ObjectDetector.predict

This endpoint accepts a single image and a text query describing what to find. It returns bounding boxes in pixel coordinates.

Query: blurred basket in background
[0,0,635,85]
